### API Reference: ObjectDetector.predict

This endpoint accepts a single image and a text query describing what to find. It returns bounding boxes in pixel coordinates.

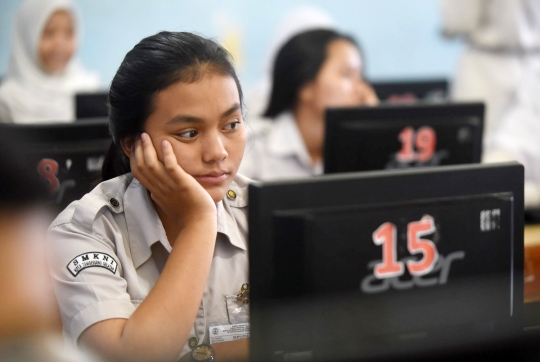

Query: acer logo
[360,251,465,294]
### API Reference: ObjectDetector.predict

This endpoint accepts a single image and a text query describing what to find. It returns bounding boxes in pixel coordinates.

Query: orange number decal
[415,126,436,162]
[406,215,438,276]
[373,222,404,278]
[37,159,59,194]
[396,126,415,162]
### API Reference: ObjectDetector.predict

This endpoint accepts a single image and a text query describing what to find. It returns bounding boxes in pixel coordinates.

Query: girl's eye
[178,130,198,139]
[224,121,240,131]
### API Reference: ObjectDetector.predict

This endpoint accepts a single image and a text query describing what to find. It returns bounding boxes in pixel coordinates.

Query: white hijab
[0,0,101,124]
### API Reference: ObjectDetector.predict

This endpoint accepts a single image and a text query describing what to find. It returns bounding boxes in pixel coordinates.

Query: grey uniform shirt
[239,112,323,181]
[46,173,250,358]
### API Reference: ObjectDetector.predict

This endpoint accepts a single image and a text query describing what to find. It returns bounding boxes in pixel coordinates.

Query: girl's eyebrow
[166,103,241,125]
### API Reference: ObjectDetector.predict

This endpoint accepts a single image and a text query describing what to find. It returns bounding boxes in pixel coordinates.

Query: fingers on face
[161,140,184,176]
[131,133,163,188]
[132,134,185,191]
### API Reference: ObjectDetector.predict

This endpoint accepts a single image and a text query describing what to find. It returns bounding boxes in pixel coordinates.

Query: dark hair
[102,31,244,181]
[263,29,360,119]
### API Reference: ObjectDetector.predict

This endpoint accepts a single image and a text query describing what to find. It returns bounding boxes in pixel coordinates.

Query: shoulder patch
[67,252,118,277]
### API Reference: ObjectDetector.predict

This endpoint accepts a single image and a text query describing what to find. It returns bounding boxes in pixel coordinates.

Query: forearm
[81,218,217,362]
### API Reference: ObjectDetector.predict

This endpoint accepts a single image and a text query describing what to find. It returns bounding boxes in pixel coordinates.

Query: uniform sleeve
[440,0,484,36]
[46,219,136,345]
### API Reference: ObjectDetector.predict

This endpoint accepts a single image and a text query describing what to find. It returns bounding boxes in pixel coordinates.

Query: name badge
[209,323,249,344]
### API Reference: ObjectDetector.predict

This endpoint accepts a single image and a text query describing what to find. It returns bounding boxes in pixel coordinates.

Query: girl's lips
[194,173,229,184]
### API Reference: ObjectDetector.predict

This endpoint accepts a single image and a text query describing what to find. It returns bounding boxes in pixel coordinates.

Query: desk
[524,225,540,302]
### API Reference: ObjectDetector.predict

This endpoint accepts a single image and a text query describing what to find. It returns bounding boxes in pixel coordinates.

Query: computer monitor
[75,91,109,119]
[0,118,111,212]
[324,102,484,174]
[371,78,448,104]
[248,162,524,361]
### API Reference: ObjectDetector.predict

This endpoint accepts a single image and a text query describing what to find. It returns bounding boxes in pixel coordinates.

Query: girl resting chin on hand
[46,31,249,362]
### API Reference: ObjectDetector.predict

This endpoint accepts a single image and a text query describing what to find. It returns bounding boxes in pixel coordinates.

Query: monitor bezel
[323,102,485,174]
[248,162,524,360]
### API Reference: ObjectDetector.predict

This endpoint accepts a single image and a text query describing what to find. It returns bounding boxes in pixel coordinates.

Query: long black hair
[263,28,360,119]
[102,31,243,181]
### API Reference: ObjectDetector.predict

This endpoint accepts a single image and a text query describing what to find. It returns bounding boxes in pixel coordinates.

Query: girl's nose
[202,133,228,163]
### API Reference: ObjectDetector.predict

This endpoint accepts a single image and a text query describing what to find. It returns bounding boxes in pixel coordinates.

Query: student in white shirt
[245,5,336,122]
[440,0,540,147]
[47,32,249,362]
[483,62,540,209]
[239,29,378,181]
[0,0,101,124]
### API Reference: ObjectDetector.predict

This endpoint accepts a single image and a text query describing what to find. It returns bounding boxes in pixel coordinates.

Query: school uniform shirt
[440,0,540,146]
[239,112,322,181]
[46,173,249,359]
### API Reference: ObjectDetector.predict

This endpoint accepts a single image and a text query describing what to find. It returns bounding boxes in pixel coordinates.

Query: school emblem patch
[67,252,118,277]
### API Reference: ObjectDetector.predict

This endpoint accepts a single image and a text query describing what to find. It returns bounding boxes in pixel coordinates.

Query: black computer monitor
[249,163,524,361]
[0,118,111,212]
[371,78,448,104]
[324,102,484,174]
[75,91,109,119]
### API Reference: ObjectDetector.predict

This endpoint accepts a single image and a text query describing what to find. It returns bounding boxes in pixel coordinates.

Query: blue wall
[0,0,464,91]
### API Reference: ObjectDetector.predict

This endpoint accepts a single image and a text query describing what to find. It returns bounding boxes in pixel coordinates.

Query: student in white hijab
[0,0,101,124]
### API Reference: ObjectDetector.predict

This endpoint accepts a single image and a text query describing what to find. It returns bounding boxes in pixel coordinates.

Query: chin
[205,186,227,203]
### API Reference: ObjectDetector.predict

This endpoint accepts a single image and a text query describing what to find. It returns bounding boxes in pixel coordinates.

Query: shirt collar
[217,174,249,251]
[266,112,322,173]
[122,174,249,269]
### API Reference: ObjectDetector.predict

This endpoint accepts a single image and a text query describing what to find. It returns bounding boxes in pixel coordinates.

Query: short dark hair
[102,31,244,181]
[263,28,360,119]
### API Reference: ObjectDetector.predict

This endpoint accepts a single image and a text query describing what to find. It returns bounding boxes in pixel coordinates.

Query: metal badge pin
[227,190,237,200]
[237,283,249,305]
[188,337,199,350]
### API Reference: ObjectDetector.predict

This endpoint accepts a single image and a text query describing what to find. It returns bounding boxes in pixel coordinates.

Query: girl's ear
[120,137,135,158]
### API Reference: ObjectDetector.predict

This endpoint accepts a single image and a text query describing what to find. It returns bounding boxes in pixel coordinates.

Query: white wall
[0,0,464,90]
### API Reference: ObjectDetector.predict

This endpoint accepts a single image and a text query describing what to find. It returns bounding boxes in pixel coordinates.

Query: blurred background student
[0,133,99,361]
[239,28,378,181]
[440,0,540,148]
[484,62,540,210]
[245,5,336,122]
[0,0,101,124]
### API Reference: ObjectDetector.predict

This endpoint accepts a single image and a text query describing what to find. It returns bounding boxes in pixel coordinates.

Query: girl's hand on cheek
[130,133,216,228]
[360,81,379,106]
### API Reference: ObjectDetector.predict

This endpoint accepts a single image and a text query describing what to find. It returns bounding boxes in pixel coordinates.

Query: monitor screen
[0,119,111,212]
[324,102,484,174]
[371,78,448,104]
[75,92,109,119]
[248,162,524,361]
